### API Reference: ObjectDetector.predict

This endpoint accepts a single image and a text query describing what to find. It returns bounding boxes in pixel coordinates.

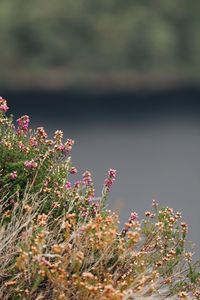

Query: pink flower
[122,211,139,236]
[17,115,30,133]
[54,130,63,143]
[129,212,138,222]
[54,139,74,155]
[0,97,9,112]
[24,160,38,170]
[82,171,92,186]
[108,169,117,179]
[29,137,38,147]
[104,169,117,191]
[70,167,77,174]
[65,181,71,189]
[0,104,9,112]
[37,127,48,140]
[10,171,18,180]
[74,180,81,188]
[62,139,74,153]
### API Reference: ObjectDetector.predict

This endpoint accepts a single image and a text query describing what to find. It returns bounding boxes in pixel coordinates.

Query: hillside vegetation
[0,97,200,299]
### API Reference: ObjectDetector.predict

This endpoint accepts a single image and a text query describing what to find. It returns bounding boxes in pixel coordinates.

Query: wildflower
[74,180,81,188]
[181,222,188,229]
[129,212,138,222]
[70,167,77,174]
[65,181,71,189]
[24,160,38,170]
[18,141,25,150]
[83,171,93,186]
[17,115,30,133]
[52,202,60,209]
[104,168,117,191]
[54,130,63,143]
[122,211,138,236]
[45,139,54,146]
[87,187,95,199]
[36,127,48,140]
[108,169,117,178]
[17,141,30,153]
[0,97,9,112]
[3,140,12,149]
[145,211,151,217]
[10,171,18,180]
[29,137,38,147]
[62,139,74,153]
[175,211,182,219]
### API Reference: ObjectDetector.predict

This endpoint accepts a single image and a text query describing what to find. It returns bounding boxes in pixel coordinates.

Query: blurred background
[1,1,200,254]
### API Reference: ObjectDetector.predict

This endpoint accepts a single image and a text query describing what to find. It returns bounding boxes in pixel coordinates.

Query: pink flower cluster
[17,115,30,133]
[0,97,9,112]
[24,160,38,170]
[62,139,74,153]
[37,127,48,140]
[104,169,117,191]
[82,171,93,186]
[54,139,74,154]
[29,137,38,147]
[65,181,71,190]
[54,130,63,142]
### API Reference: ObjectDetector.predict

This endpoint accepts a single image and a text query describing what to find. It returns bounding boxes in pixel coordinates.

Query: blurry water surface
[6,88,200,255]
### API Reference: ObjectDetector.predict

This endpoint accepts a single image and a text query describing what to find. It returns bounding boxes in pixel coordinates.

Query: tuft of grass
[0,97,200,299]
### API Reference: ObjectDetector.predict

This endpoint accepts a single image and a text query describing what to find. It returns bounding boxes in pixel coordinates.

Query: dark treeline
[0,0,200,89]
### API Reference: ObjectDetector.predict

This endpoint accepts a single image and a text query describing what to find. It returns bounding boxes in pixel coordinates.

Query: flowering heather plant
[17,115,30,134]
[0,97,9,112]
[0,98,200,300]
